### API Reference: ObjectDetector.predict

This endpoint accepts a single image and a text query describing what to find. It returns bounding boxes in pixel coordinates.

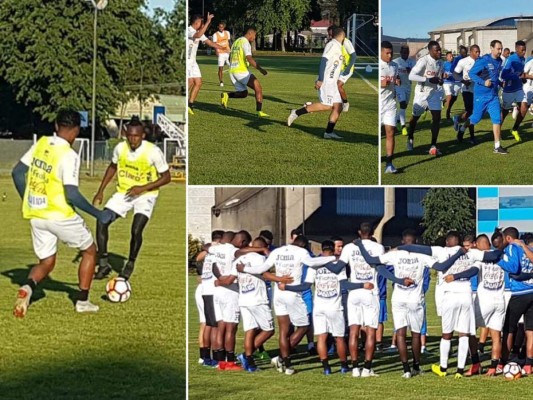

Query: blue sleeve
[509,272,533,281]
[422,268,431,293]
[11,161,28,199]
[340,280,364,291]
[482,250,503,262]
[470,58,486,86]
[64,185,106,220]
[355,242,380,265]
[285,282,312,292]
[453,266,479,280]
[343,52,356,74]
[497,245,521,274]
[318,57,327,81]
[397,244,432,256]
[376,264,405,286]
[500,58,514,80]
[432,249,466,272]
[321,260,346,275]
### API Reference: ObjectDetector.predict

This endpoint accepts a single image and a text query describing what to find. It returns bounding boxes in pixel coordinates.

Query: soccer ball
[503,362,522,380]
[106,277,132,303]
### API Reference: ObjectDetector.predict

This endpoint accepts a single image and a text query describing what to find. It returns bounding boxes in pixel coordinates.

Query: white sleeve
[378,252,396,265]
[343,40,355,54]
[409,57,427,83]
[243,252,275,274]
[322,42,334,60]
[212,32,218,43]
[420,254,437,268]
[59,150,80,187]
[150,146,169,173]
[19,144,36,166]
[525,60,533,75]
[305,268,316,284]
[303,255,336,267]
[111,143,121,164]
[230,262,238,277]
[339,246,350,264]
[227,32,231,40]
[468,249,485,262]
[187,26,196,40]
[200,34,208,42]
[243,40,252,57]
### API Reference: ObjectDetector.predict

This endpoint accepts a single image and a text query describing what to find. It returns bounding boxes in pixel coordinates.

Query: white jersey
[209,242,238,292]
[322,39,344,83]
[340,240,385,296]
[112,141,169,174]
[432,246,475,293]
[187,25,207,64]
[454,56,476,93]
[393,57,416,89]
[231,253,268,307]
[379,250,436,303]
[524,59,533,93]
[410,54,443,92]
[305,262,347,312]
[475,260,505,298]
[201,252,217,295]
[380,59,398,111]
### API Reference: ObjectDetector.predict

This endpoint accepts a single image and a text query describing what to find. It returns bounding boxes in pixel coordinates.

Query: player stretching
[221,27,269,117]
[407,41,444,155]
[212,22,231,87]
[12,109,113,317]
[287,27,347,139]
[393,45,416,136]
[93,117,171,280]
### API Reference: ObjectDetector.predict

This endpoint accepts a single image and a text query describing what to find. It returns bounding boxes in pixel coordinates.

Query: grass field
[0,175,186,399]
[188,274,531,400]
[381,92,533,185]
[189,55,379,185]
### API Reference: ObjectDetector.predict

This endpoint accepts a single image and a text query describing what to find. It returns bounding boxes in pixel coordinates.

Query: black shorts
[503,292,533,333]
[463,91,474,114]
[202,295,217,327]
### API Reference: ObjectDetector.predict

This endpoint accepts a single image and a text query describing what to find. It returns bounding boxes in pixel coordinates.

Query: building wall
[187,187,215,243]
[432,28,517,54]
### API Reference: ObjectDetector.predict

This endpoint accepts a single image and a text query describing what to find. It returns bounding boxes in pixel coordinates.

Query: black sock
[283,357,291,368]
[457,368,464,375]
[385,155,392,165]
[246,355,256,367]
[321,359,330,370]
[478,342,485,353]
[512,121,520,131]
[200,347,210,360]
[326,121,336,134]
[364,360,372,370]
[213,349,225,361]
[490,359,499,369]
[188,102,194,109]
[342,98,348,104]
[431,127,439,147]
[402,361,410,373]
[413,361,420,371]
[228,92,237,98]
[258,345,265,353]
[256,101,262,112]
[79,289,89,302]
[440,366,447,373]
[472,353,480,364]
[526,357,533,366]
[341,360,349,369]
[99,254,109,268]
[352,360,359,369]
[25,279,37,291]
[295,107,309,117]
[226,351,235,362]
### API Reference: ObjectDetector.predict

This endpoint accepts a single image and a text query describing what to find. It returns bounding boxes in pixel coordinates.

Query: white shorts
[396,86,411,104]
[474,293,505,331]
[441,291,476,335]
[526,89,533,105]
[435,284,444,317]
[105,192,158,219]
[347,289,379,329]
[443,82,461,97]
[230,72,251,92]
[504,290,512,312]
[196,285,206,324]
[412,87,443,116]
[502,90,526,109]
[241,304,274,332]
[319,80,342,106]
[30,215,93,260]
[381,107,396,126]
[187,62,202,78]
[273,289,309,327]
[217,52,230,67]
[392,301,425,333]
[338,70,353,84]
[313,308,345,337]
[214,289,240,324]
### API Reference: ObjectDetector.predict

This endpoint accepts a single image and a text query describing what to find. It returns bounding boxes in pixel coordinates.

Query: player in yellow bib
[92,117,171,280]
[11,109,114,317]
[328,25,357,112]
[220,27,269,117]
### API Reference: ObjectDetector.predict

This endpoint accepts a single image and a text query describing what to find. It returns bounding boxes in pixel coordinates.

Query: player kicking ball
[287,27,347,139]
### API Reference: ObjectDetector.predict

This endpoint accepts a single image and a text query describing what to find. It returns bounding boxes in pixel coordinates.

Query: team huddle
[380,39,533,173]
[194,223,533,379]
[187,13,357,139]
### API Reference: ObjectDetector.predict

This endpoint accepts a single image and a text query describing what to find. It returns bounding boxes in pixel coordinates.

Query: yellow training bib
[229,37,250,75]
[116,141,159,195]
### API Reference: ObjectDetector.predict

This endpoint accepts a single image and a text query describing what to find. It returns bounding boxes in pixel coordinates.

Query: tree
[421,188,476,245]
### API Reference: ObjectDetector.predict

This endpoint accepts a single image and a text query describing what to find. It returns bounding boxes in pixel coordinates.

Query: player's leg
[223,322,240,370]
[486,328,502,376]
[247,74,268,116]
[187,76,195,114]
[522,298,533,374]
[218,67,224,86]
[478,327,489,353]
[445,95,458,120]
[94,211,119,279]
[429,110,442,155]
[465,334,481,376]
[317,332,331,374]
[349,324,361,373]
[119,213,149,280]
[396,326,410,375]
[213,320,227,367]
[362,326,377,377]
[323,102,343,139]
[383,123,396,173]
[337,80,349,111]
[75,242,99,312]
[511,101,529,137]
[189,77,203,107]
[399,100,408,135]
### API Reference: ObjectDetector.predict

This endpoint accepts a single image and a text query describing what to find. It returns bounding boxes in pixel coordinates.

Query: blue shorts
[379,298,388,323]
[420,302,428,336]
[470,95,501,125]
[302,290,313,314]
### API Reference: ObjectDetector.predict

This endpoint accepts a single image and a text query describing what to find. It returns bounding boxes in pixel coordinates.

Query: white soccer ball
[503,362,522,380]
[106,277,132,303]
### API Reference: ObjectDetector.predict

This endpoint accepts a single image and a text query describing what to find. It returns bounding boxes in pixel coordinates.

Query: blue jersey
[470,54,503,97]
[378,273,387,299]
[471,274,479,292]
[498,243,533,295]
[422,267,431,294]
[501,53,526,93]
[443,61,455,82]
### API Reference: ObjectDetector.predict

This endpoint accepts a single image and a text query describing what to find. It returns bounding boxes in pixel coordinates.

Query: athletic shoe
[511,129,521,142]
[401,127,408,136]
[465,363,481,376]
[202,359,217,367]
[257,111,270,117]
[361,368,379,378]
[188,107,194,115]
[457,129,464,143]
[493,146,508,155]
[323,368,332,376]
[375,343,383,352]
[13,286,32,318]
[385,345,398,353]
[237,353,248,370]
[342,102,350,112]
[496,364,504,375]
[198,358,204,364]
[402,372,412,379]
[340,366,350,374]
[75,300,99,313]
[94,264,112,280]
[224,361,242,371]
[287,110,298,126]
[429,146,441,156]
[384,164,397,174]
[453,115,460,132]
[285,367,296,375]
[255,350,270,361]
[431,364,446,377]
[421,346,427,354]
[512,106,519,120]
[219,82,224,87]
[352,367,361,377]
[220,93,229,108]
[454,373,463,379]
[522,365,531,376]
[246,365,259,372]
[308,347,317,356]
[216,361,227,370]
[271,356,284,373]
[407,139,414,151]
[412,369,424,376]
[120,261,134,280]
[324,132,343,139]
[469,137,478,145]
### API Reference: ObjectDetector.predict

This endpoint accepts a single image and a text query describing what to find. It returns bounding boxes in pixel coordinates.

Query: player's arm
[316,260,347,274]
[302,255,336,268]
[192,12,214,39]
[126,170,171,198]
[354,240,380,264]
[453,62,465,83]
[279,281,312,292]
[469,58,491,87]
[245,55,267,76]
[316,57,328,88]
[204,38,223,50]
[376,264,414,286]
[196,250,208,262]
[11,161,29,199]
[340,279,374,291]
[512,239,533,263]
[239,254,275,274]
[235,246,268,257]
[263,271,293,284]
[496,245,521,274]
[396,244,432,256]
[93,162,117,205]
[509,272,533,281]
[444,266,479,282]
[408,59,427,83]
[500,59,517,80]
[341,51,357,76]
[432,248,466,272]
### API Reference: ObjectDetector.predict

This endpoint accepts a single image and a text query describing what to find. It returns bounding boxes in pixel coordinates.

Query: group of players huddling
[187,13,358,139]
[380,38,533,173]
[194,222,533,378]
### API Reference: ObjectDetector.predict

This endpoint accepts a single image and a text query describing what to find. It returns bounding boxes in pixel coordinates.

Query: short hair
[446,51,453,56]
[128,115,144,128]
[503,47,510,51]
[331,236,344,243]
[475,233,490,243]
[259,230,273,241]
[463,234,475,243]
[491,40,503,48]
[459,45,467,51]
[218,21,226,26]
[428,40,440,49]
[503,227,519,239]
[381,41,393,50]
[332,27,344,38]
[253,236,268,247]
[322,240,335,252]
[245,27,256,35]
[290,228,302,237]
[56,109,81,128]
[470,44,480,52]
[293,235,308,248]
[491,227,503,242]
[446,230,462,242]
[237,230,252,243]
[327,25,338,32]
[400,44,409,50]
[360,222,374,236]
[211,230,224,241]
[523,234,533,246]
[191,14,203,24]
[516,40,526,47]
[402,228,417,239]
[223,231,235,241]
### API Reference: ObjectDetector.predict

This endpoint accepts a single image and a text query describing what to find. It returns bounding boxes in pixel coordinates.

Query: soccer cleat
[407,139,414,151]
[324,132,343,139]
[469,137,478,145]
[75,300,99,313]
[340,366,350,374]
[287,110,298,126]
[13,286,32,318]
[385,345,398,353]
[493,146,508,155]
[285,367,296,375]
[429,146,441,156]
[485,368,497,377]
[246,365,259,373]
[342,102,350,112]
[224,361,242,371]
[522,365,531,376]
[465,363,481,376]
[375,343,383,352]
[361,368,379,378]
[402,372,412,379]
[512,106,519,120]
[511,130,521,142]
[255,350,271,361]
[431,364,447,377]
[219,82,224,87]
[401,127,408,136]
[421,346,427,354]
[271,356,284,373]
[352,368,361,377]
[119,261,135,280]
[94,264,112,280]
[188,107,195,115]
[454,373,463,379]
[453,115,460,132]
[323,368,332,376]
[237,353,248,370]
[257,111,270,117]
[384,164,397,174]
[220,92,229,109]
[496,364,504,375]
[412,369,424,376]
[216,361,227,370]
[202,359,217,367]
[198,358,204,364]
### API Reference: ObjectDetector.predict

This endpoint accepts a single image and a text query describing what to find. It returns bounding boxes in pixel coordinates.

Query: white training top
[322,39,344,82]
[432,246,475,293]
[209,242,239,292]
[231,252,268,307]
[475,260,505,298]
[393,57,416,89]
[201,252,217,295]
[380,59,398,111]
[524,59,533,92]
[306,263,347,311]
[409,54,443,92]
[454,56,476,93]
[187,25,207,64]
[340,240,385,296]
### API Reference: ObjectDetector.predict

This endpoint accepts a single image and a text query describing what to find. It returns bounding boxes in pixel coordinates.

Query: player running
[443,47,465,120]
[393,45,416,136]
[212,22,231,87]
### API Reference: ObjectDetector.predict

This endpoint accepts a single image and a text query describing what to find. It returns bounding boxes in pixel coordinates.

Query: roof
[311,19,332,28]
[430,15,533,33]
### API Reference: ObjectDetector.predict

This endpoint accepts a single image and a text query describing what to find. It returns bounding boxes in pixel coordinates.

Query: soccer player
[221,27,269,117]
[393,45,416,136]
[327,25,357,112]
[11,109,113,317]
[93,117,171,281]
[287,27,347,139]
[525,55,533,110]
[195,273,206,364]
[407,41,444,155]
[453,45,480,144]
[502,48,511,64]
[380,40,400,174]
[187,13,223,115]
[443,47,465,120]
[212,22,231,87]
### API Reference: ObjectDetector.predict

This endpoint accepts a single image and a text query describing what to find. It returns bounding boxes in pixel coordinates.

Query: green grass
[0,175,186,399]
[188,274,530,400]
[189,55,379,185]
[381,92,533,184]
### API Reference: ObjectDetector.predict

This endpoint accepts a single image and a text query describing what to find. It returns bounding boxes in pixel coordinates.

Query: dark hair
[475,233,490,243]
[293,235,308,248]
[56,109,81,128]
[402,228,417,239]
[459,45,467,52]
[381,41,393,50]
[327,25,338,32]
[332,27,344,38]
[516,40,526,48]
[446,51,453,56]
[470,44,480,51]
[128,115,144,129]
[331,236,343,243]
[322,240,335,252]
[446,230,462,242]
[191,14,203,24]
[491,228,503,242]
[223,231,235,241]
[503,227,519,239]
[237,230,252,243]
[360,222,374,236]
[463,233,475,243]
[428,40,440,49]
[211,230,224,241]
[400,44,409,50]
[245,27,256,35]
[291,228,302,237]
[259,230,274,241]
[253,236,268,247]
[491,40,503,48]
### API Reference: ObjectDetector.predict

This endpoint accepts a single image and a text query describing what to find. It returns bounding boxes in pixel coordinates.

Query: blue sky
[382,0,533,38]
[147,0,174,12]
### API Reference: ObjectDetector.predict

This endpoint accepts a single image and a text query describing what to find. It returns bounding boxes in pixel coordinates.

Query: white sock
[399,109,406,126]
[495,141,500,149]
[457,336,469,369]
[440,338,451,369]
